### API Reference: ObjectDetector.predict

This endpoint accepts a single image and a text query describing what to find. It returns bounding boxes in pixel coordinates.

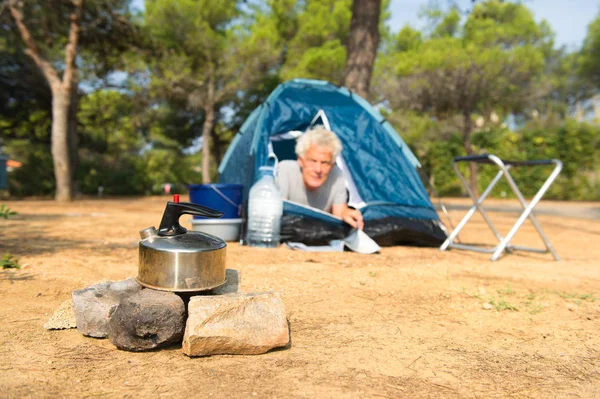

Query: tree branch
[62,0,84,91]
[8,0,61,89]
[0,1,8,16]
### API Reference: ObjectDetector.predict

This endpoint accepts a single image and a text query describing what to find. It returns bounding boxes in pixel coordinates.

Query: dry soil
[1,196,599,398]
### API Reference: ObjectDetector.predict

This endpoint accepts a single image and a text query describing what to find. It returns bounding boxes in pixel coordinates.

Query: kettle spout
[139,226,158,239]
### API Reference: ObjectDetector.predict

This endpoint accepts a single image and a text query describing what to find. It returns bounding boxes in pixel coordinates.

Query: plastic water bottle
[246,166,283,248]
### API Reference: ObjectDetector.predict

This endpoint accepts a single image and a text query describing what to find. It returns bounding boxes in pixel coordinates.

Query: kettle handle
[158,201,223,236]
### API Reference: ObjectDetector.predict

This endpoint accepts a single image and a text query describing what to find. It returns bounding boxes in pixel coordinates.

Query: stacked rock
[57,269,290,356]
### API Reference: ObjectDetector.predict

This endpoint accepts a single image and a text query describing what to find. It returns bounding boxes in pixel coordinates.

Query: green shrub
[0,204,17,219]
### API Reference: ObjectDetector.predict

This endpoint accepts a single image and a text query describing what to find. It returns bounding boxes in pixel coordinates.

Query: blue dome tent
[218,79,447,246]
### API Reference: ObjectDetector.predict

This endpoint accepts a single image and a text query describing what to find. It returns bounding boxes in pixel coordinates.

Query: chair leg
[440,166,506,251]
[491,161,562,261]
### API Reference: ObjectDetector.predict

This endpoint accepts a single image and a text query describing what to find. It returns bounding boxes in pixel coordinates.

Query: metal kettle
[137,201,227,292]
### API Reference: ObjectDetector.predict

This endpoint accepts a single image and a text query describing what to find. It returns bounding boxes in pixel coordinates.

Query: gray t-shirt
[276,160,347,212]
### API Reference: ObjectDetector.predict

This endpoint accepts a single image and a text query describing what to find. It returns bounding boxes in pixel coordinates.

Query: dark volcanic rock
[72,278,142,338]
[108,289,186,352]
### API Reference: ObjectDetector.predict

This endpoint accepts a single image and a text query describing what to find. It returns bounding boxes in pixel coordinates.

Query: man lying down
[276,126,364,230]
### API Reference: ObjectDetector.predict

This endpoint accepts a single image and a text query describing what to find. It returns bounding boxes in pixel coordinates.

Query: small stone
[108,289,185,352]
[210,269,241,295]
[482,302,493,310]
[44,299,76,330]
[183,292,289,356]
[567,303,577,312]
[478,287,487,296]
[72,278,143,338]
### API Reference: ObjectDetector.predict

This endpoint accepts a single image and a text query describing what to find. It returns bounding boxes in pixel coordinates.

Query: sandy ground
[1,196,599,398]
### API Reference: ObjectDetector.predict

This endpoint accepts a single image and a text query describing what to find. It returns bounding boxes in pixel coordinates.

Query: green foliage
[77,154,144,195]
[0,10,52,145]
[281,0,352,81]
[2,0,600,201]
[464,1,552,48]
[384,30,546,114]
[411,119,600,200]
[488,295,518,312]
[0,204,17,219]
[421,133,466,197]
[497,284,515,296]
[375,0,553,194]
[1,253,20,270]
[145,0,278,103]
[578,13,600,89]
[431,7,461,38]
[6,141,55,197]
[375,1,600,200]
[523,300,545,315]
[285,40,347,82]
[144,0,285,181]
[392,25,422,52]
[0,206,19,271]
[78,90,142,152]
[138,149,203,194]
[76,90,208,194]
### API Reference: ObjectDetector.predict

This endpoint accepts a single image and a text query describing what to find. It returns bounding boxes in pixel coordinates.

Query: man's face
[298,145,335,191]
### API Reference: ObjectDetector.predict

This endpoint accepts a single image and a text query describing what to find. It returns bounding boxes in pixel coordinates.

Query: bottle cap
[259,165,275,176]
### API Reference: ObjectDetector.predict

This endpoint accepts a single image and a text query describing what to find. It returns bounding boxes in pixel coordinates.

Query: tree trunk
[201,106,215,184]
[212,110,226,166]
[463,111,478,196]
[51,89,74,201]
[201,75,216,184]
[343,0,381,99]
[68,87,80,196]
[9,0,83,202]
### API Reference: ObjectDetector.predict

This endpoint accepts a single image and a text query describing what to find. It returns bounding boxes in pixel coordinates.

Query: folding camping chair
[439,154,562,261]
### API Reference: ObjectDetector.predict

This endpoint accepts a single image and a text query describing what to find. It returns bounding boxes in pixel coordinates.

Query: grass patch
[464,286,597,314]
[497,284,515,296]
[524,300,545,314]
[0,204,17,219]
[547,290,597,302]
[489,295,518,311]
[1,253,20,269]
[577,293,597,302]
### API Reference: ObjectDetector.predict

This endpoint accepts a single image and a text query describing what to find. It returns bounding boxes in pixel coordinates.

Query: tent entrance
[268,110,366,208]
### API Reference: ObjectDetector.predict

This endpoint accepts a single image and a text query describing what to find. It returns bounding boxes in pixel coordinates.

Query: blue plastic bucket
[188,184,244,219]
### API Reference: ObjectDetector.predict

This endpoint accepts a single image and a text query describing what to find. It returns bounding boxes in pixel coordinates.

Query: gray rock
[108,289,186,352]
[210,269,241,295]
[72,278,142,338]
[44,299,76,330]
[182,292,289,357]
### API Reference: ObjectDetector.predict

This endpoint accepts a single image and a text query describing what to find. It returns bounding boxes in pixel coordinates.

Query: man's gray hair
[295,126,343,159]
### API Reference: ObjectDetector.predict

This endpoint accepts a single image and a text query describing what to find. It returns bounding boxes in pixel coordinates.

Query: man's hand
[333,204,364,230]
[342,208,364,230]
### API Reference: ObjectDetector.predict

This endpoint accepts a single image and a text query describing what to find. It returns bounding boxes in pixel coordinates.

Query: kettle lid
[139,200,226,250]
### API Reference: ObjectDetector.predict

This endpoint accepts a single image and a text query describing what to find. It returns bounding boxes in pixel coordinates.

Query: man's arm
[276,162,291,200]
[332,203,364,230]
